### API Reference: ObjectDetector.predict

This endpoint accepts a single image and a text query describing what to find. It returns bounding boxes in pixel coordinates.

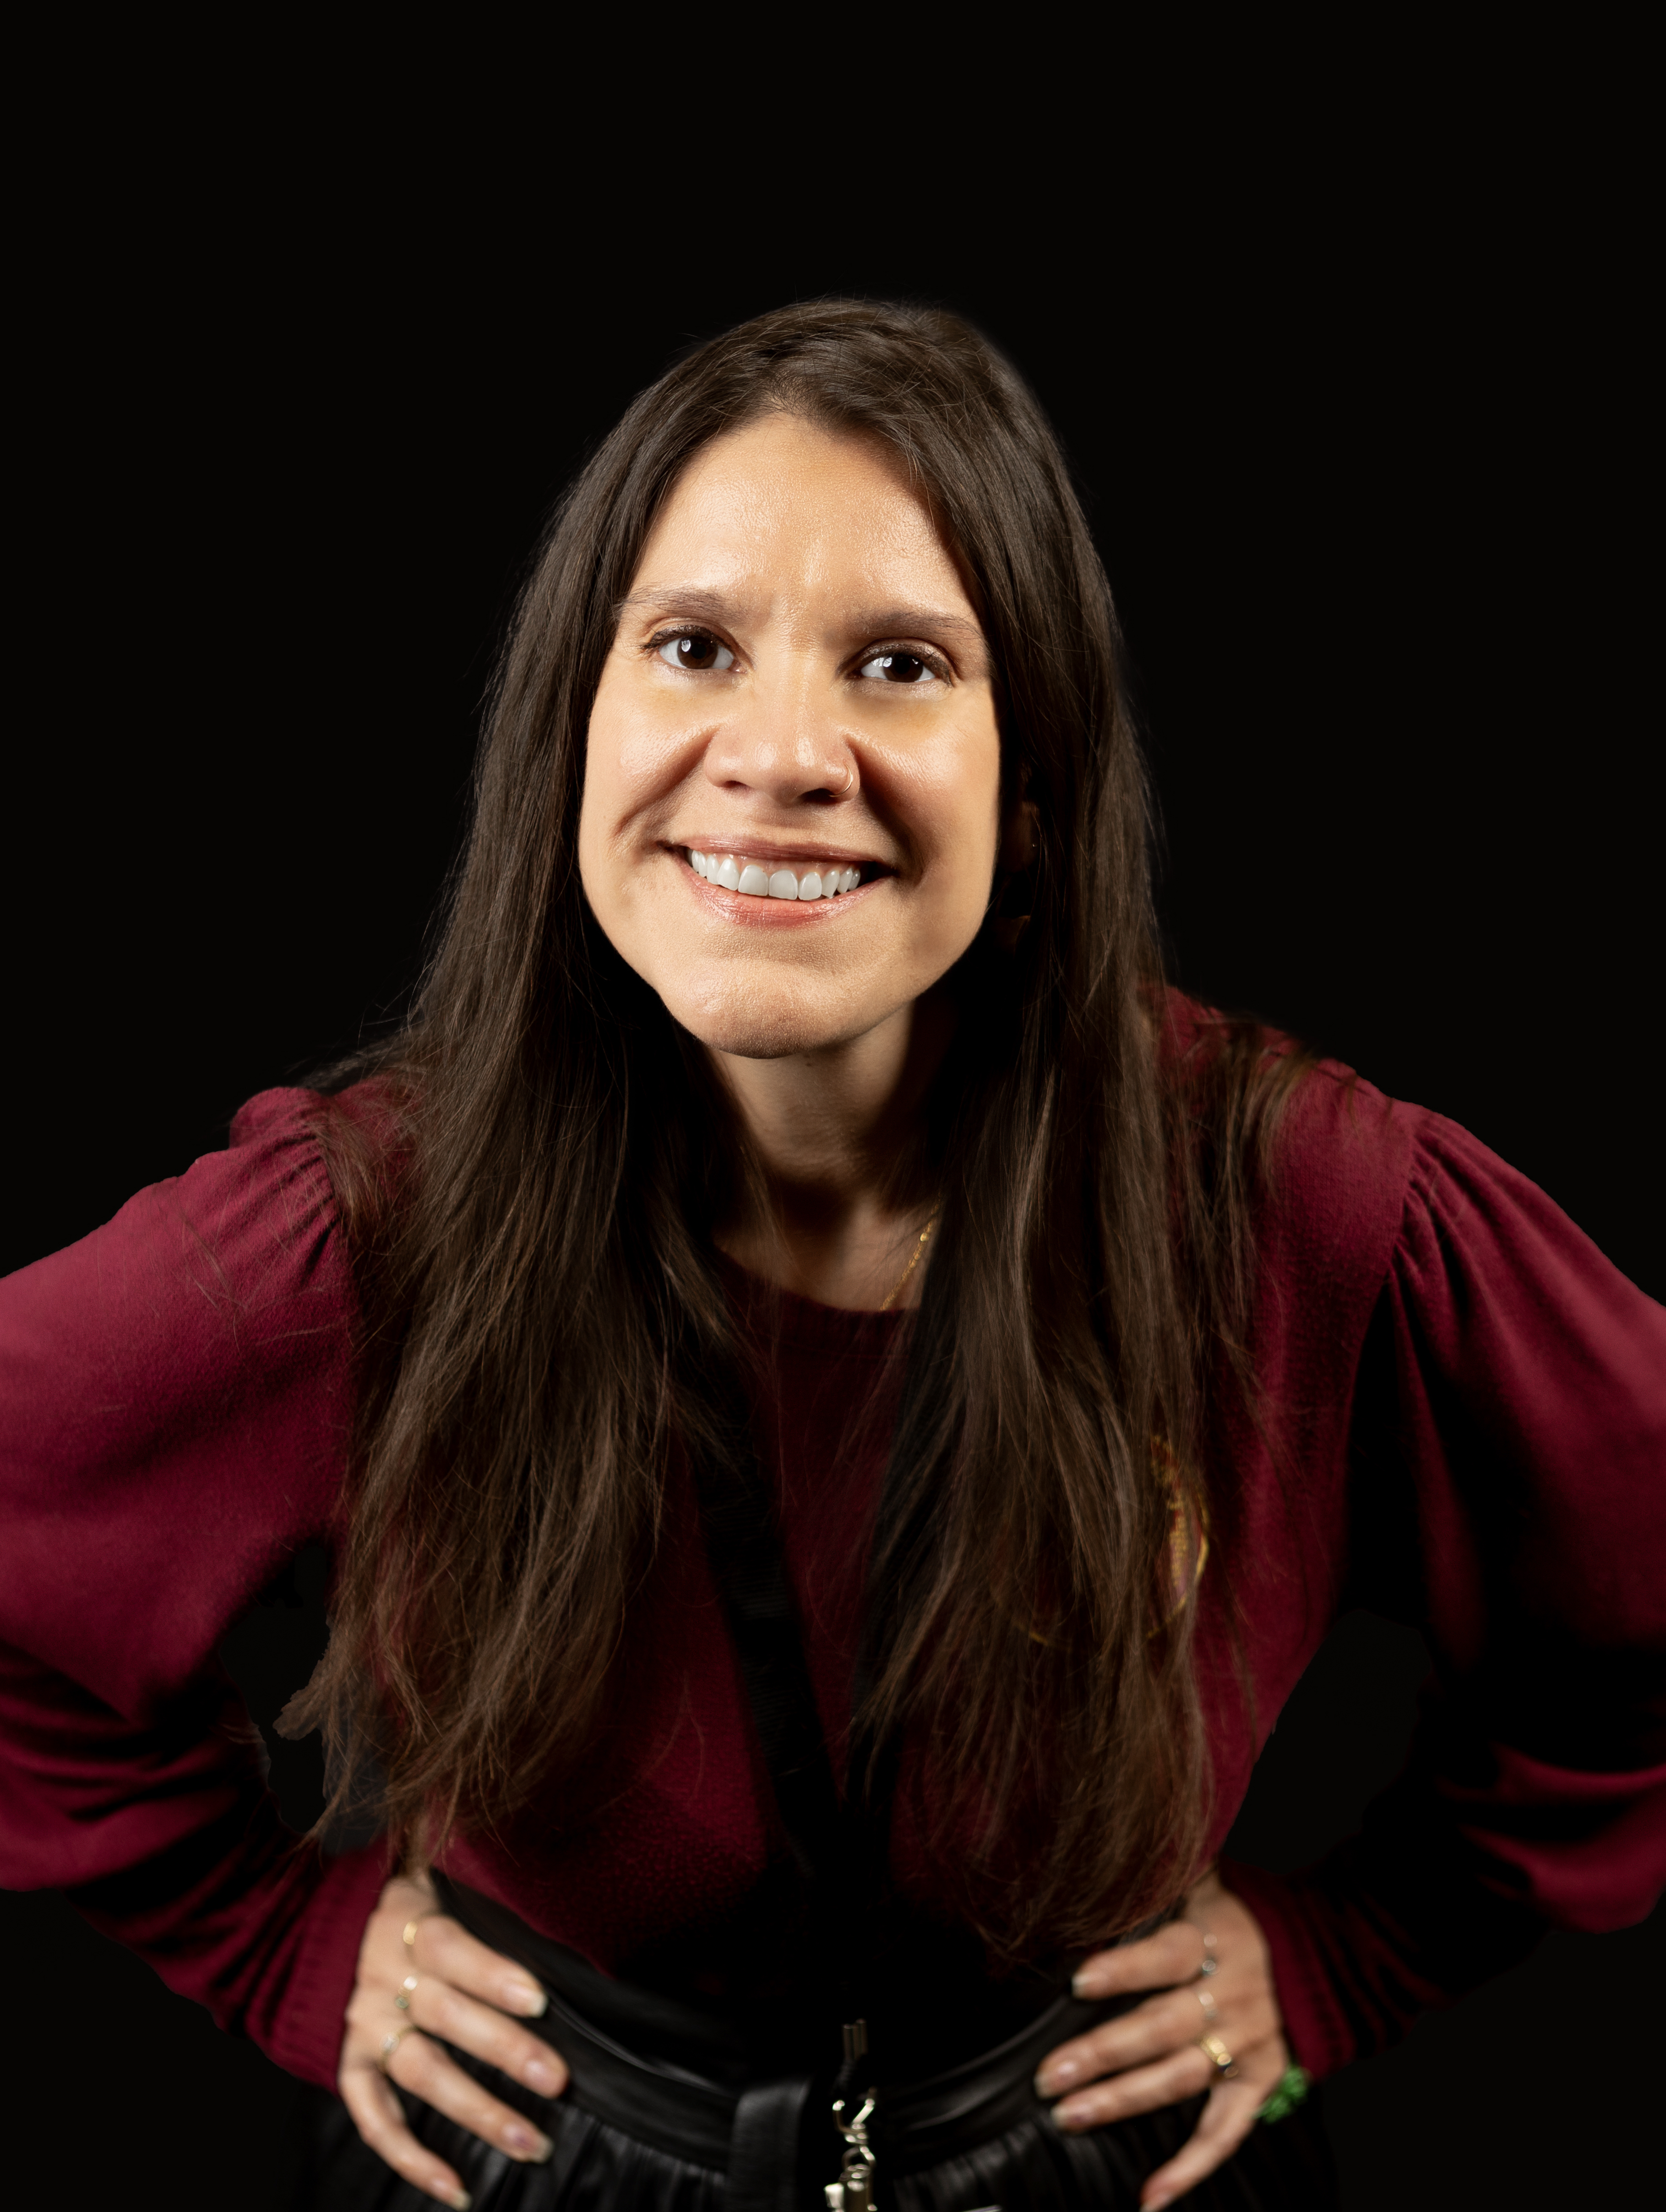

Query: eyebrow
[616,585,986,647]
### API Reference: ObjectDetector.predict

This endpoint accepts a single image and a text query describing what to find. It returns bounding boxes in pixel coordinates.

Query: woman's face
[580,412,1004,1061]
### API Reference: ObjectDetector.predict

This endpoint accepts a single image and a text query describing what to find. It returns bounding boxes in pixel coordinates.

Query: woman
[2,302,1661,2212]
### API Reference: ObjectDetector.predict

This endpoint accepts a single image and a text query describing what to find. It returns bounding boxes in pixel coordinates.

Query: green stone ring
[1256,2065,1312,2125]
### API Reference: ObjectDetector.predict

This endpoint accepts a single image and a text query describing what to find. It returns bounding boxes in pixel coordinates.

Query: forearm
[65,1800,388,2087]
[1,1642,385,2089]
[1221,1727,1666,2078]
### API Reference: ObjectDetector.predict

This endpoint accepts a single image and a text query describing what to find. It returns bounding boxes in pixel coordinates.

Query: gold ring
[401,1914,436,1950]
[1195,1986,1219,2025]
[378,2027,414,2073]
[394,1973,419,2013]
[1197,2032,1240,2080]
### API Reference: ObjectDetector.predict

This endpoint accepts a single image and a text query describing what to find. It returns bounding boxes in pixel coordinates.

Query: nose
[701,685,855,806]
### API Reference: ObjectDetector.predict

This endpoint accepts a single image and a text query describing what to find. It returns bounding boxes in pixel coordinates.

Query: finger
[1037,1973,1278,2098]
[1053,2029,1285,2136]
[1051,2038,1219,2131]
[408,1974,569,2099]
[407,1912,550,2021]
[1072,1919,1210,2000]
[387,2029,555,2166]
[1037,1991,1187,2096]
[340,2053,473,2211]
[1138,2075,1274,2211]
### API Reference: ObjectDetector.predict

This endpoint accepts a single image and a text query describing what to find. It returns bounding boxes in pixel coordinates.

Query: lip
[668,839,890,873]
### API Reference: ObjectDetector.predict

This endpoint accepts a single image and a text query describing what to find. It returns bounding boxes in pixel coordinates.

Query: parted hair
[286,300,1297,1956]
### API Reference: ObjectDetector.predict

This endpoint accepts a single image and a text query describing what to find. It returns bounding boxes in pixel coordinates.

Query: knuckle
[484,2020,541,2076]
[393,2033,438,2090]
[1214,2103,1258,2154]
[1191,2117,1252,2169]
[408,1978,450,2031]
[427,1983,474,2039]
[1096,2076,1141,2118]
[421,1916,467,1969]
[1151,2048,1192,2098]
[1168,2147,1228,2191]
[357,2112,399,2158]
[517,2030,563,2080]
[1168,1988,1208,2032]
[466,2090,517,2141]
[1051,2032,1100,2078]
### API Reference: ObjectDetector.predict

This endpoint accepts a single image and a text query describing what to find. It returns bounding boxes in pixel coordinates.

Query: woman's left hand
[1033,1868,1290,2210]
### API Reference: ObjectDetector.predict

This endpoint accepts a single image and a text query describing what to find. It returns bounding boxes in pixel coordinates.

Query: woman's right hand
[339,1871,569,2210]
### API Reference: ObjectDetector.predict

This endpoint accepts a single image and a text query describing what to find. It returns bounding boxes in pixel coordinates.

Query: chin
[665,968,877,1061]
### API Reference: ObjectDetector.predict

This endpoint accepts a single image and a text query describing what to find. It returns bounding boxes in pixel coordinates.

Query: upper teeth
[687,851,863,900]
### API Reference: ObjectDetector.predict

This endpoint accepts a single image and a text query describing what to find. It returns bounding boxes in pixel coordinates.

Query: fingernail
[503,2121,553,2161]
[1070,1968,1097,1998]
[1035,2059,1078,2095]
[435,2190,470,2212]
[505,1978,548,2018]
[1053,2098,1088,2134]
[524,2054,563,2095]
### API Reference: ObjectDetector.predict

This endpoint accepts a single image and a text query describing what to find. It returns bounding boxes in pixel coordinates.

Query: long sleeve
[1224,1111,1666,2077]
[0,1088,388,2087]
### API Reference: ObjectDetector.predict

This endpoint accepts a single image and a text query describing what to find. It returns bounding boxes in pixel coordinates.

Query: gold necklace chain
[877,1206,941,1312]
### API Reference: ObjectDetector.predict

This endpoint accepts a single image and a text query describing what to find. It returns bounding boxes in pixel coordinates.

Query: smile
[685,850,869,901]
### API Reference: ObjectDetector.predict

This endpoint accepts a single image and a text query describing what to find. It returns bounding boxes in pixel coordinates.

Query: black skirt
[293,1881,1338,2212]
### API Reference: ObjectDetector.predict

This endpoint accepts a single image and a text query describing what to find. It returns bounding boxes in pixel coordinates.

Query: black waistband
[435,1874,1169,2203]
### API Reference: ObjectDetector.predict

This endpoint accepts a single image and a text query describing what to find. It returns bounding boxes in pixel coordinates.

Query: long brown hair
[289,300,1297,1956]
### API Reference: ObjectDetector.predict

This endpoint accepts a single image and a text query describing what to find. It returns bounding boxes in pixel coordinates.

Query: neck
[711,988,952,1310]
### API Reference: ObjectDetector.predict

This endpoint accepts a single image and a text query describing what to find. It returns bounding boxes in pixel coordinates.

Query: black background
[5,128,1659,2212]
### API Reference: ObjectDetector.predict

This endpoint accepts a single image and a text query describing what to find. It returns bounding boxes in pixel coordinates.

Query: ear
[990,797,1040,950]
[999,798,1039,874]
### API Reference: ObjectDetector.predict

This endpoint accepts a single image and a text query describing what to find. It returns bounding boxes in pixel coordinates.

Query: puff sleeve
[0,1089,389,2087]
[1225,1111,1666,2076]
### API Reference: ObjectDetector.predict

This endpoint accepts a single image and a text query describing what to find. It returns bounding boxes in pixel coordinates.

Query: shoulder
[2,1083,370,1460]
[0,1088,374,1702]
[1159,989,1423,1292]
[1267,1055,1419,1283]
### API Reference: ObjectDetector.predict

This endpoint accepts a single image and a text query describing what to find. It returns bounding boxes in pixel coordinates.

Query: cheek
[579,692,653,886]
[574,751,610,906]
[583,679,698,850]
[911,726,1002,915]
[577,715,638,928]
[581,677,636,836]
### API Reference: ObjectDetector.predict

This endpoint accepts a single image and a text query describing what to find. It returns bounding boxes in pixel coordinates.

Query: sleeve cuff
[249,1845,393,2088]
[1217,1857,1354,2080]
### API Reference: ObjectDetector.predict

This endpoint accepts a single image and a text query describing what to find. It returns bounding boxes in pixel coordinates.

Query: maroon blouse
[2,1021,1663,2094]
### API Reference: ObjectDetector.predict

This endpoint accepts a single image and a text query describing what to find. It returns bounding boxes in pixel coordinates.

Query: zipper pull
[827,2021,876,2209]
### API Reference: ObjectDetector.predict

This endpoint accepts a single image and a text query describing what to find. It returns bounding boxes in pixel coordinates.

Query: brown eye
[657,631,735,672]
[857,650,936,684]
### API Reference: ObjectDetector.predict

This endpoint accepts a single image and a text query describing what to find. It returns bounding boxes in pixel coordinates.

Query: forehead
[632,412,971,609]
